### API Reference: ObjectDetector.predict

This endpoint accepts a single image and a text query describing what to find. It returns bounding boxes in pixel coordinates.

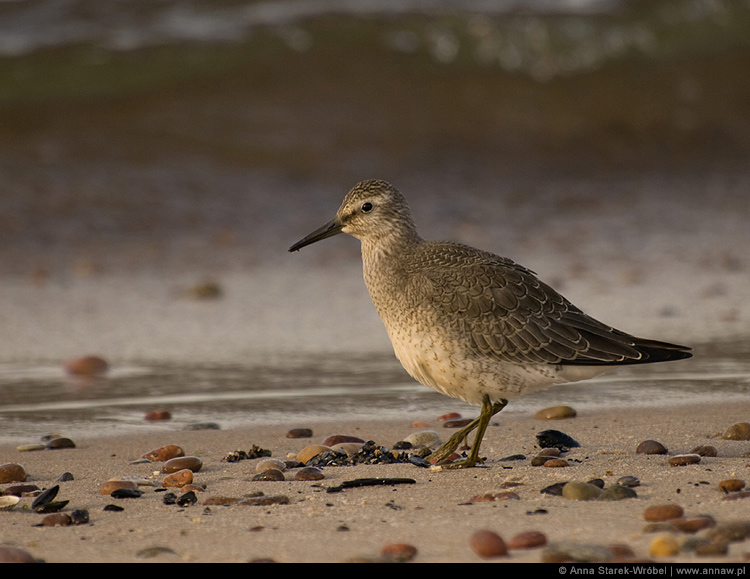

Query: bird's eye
[361,202,373,213]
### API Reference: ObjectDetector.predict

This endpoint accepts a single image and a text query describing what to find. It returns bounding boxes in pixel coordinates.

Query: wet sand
[3,399,750,563]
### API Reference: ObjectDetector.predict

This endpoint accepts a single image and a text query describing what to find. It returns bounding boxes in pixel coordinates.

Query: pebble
[703,521,750,543]
[3,483,39,496]
[636,440,668,454]
[0,545,36,563]
[184,421,220,430]
[542,458,570,468]
[644,504,684,522]
[252,469,285,481]
[469,530,508,558]
[668,454,701,467]
[255,458,287,473]
[443,418,473,428]
[16,444,45,452]
[145,410,171,421]
[142,445,185,462]
[669,516,715,533]
[100,480,138,495]
[296,445,333,464]
[534,405,577,420]
[649,534,679,557]
[45,437,76,450]
[507,531,547,549]
[161,469,194,487]
[597,486,637,501]
[286,428,313,439]
[562,482,602,501]
[295,467,325,481]
[722,422,750,440]
[380,543,418,562]
[719,479,745,493]
[331,443,364,456]
[40,513,72,527]
[536,430,580,449]
[437,412,461,421]
[322,434,364,447]
[162,456,202,473]
[402,431,441,449]
[691,445,718,457]
[64,355,109,376]
[0,463,26,484]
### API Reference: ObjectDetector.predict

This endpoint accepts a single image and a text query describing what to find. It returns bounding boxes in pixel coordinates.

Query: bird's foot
[437,454,486,469]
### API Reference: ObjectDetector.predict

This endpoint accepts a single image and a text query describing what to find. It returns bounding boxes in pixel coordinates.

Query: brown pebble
[644,504,684,522]
[145,410,171,421]
[142,445,184,462]
[255,458,287,473]
[0,463,27,484]
[694,541,729,556]
[162,456,202,473]
[321,434,364,447]
[286,428,313,439]
[202,496,238,506]
[295,467,325,481]
[469,530,508,558]
[443,418,473,428]
[64,355,109,376]
[45,437,75,450]
[411,421,429,428]
[636,440,668,454]
[437,412,461,422]
[2,484,39,496]
[537,447,561,457]
[542,458,570,468]
[100,480,138,495]
[162,469,194,488]
[41,513,72,527]
[608,544,636,560]
[0,545,36,563]
[668,454,701,466]
[719,479,746,493]
[253,469,285,481]
[296,445,332,464]
[691,445,718,457]
[723,422,750,440]
[181,484,205,493]
[380,543,418,562]
[534,405,576,420]
[507,531,547,550]
[669,516,715,533]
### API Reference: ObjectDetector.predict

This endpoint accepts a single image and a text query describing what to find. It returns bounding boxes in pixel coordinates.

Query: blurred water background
[0,0,749,441]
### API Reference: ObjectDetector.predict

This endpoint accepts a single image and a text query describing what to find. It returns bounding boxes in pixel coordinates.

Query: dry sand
[3,398,750,564]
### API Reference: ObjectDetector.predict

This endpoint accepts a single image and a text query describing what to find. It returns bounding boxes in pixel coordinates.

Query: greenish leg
[432,396,508,469]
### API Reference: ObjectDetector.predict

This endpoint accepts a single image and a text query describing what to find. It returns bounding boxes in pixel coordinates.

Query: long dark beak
[288,218,344,252]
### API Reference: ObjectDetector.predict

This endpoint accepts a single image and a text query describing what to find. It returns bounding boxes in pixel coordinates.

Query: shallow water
[0,341,748,444]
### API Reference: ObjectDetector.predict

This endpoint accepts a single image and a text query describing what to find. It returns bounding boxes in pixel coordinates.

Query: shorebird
[289,179,692,468]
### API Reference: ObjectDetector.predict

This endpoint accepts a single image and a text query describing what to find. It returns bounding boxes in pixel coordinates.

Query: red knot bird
[289,179,692,468]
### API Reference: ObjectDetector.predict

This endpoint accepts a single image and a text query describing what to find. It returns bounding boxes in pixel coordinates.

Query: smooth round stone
[253,469,285,481]
[469,530,507,558]
[0,463,26,484]
[145,410,171,421]
[562,482,602,501]
[0,545,36,563]
[597,486,637,501]
[670,516,715,533]
[322,434,364,447]
[64,355,109,376]
[402,430,441,449]
[668,454,701,467]
[295,467,324,481]
[694,541,729,556]
[534,405,577,420]
[636,440,668,454]
[380,543,418,562]
[162,456,202,473]
[296,445,332,464]
[691,445,718,457]
[100,480,138,495]
[437,412,461,422]
[542,458,570,468]
[255,458,287,473]
[719,479,746,493]
[41,513,72,527]
[722,422,750,440]
[286,428,313,439]
[507,531,547,550]
[649,534,679,558]
[45,437,75,450]
[2,483,39,496]
[142,445,185,462]
[644,504,684,522]
[161,469,194,488]
[703,521,750,542]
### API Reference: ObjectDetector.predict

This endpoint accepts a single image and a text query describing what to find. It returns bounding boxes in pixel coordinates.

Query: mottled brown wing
[411,242,691,366]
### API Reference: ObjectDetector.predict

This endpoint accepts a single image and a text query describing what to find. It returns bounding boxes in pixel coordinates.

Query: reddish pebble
[668,454,701,467]
[41,513,72,527]
[470,530,508,558]
[411,421,429,428]
[643,504,684,522]
[64,355,109,376]
[162,469,194,488]
[669,516,715,533]
[142,445,184,462]
[322,434,364,447]
[719,479,746,493]
[295,467,325,481]
[380,543,418,562]
[0,463,27,484]
[438,412,461,422]
[145,410,171,421]
[100,480,138,495]
[507,530,547,550]
[542,458,570,468]
[163,456,202,473]
[286,428,313,439]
